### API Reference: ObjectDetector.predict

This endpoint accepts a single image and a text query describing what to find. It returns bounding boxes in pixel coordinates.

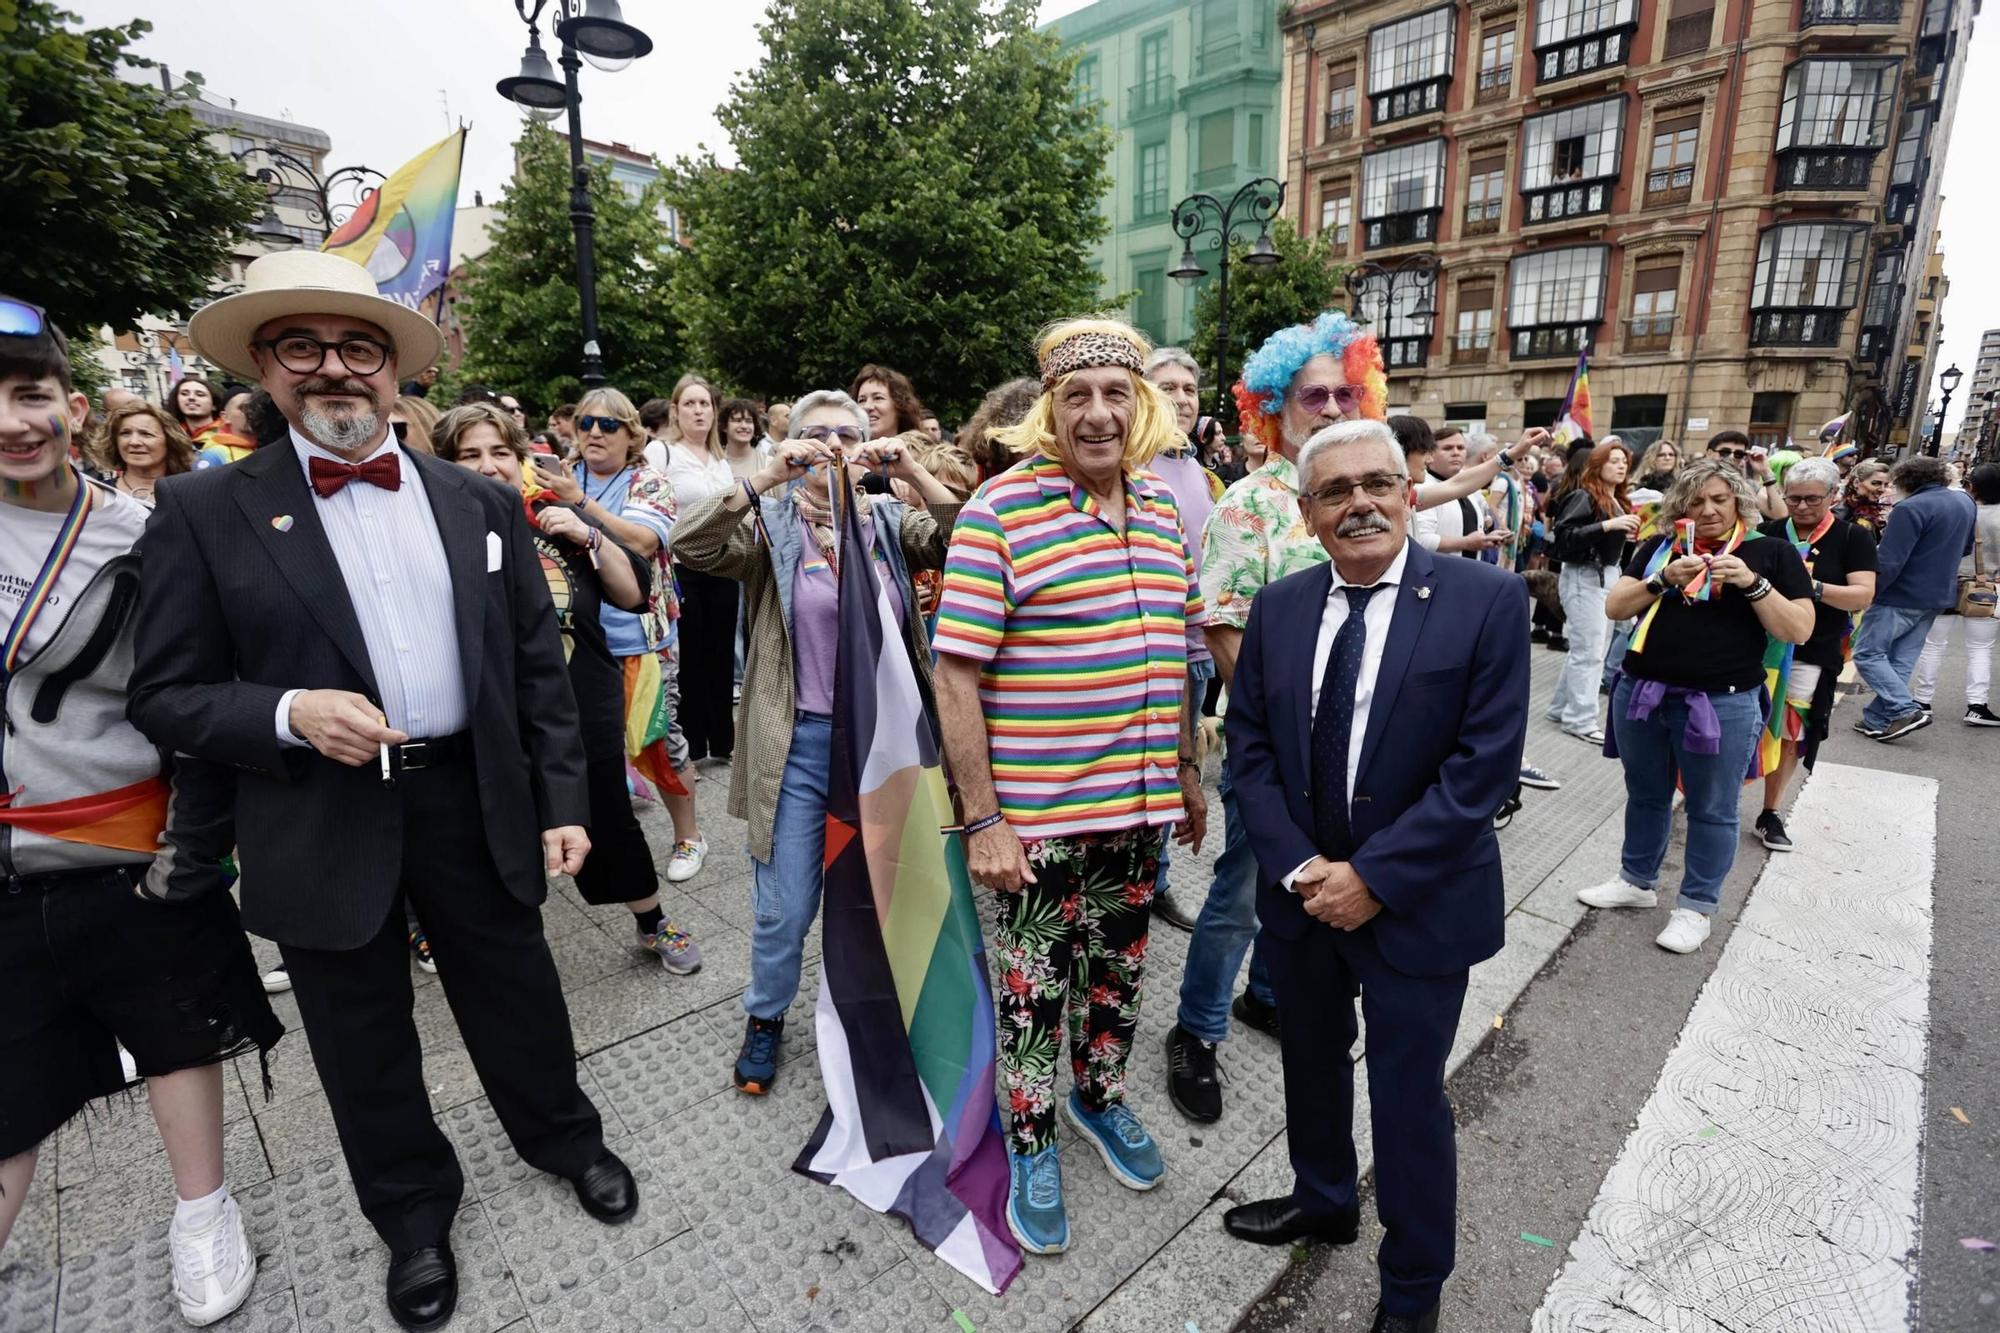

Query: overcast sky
[67,0,1992,427]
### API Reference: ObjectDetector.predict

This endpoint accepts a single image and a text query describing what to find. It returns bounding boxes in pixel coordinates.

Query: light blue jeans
[1609,679,1763,913]
[1154,656,1217,896]
[1854,604,1940,728]
[744,712,831,1020]
[1549,564,1612,730]
[1174,763,1277,1044]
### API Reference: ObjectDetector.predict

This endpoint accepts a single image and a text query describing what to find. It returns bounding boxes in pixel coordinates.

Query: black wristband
[964,811,1006,835]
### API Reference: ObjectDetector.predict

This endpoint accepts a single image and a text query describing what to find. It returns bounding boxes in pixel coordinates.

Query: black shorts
[0,864,284,1159]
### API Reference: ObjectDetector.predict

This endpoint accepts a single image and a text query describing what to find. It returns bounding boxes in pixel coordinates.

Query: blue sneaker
[733,1015,783,1095]
[1006,1146,1068,1255]
[1063,1091,1163,1191]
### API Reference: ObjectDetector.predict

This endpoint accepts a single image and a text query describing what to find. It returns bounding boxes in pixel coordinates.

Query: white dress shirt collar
[1328,540,1409,596]
[289,426,402,477]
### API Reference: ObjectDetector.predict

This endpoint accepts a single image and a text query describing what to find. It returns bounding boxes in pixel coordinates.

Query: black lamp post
[1931,362,1962,457]
[1342,254,1439,372]
[233,146,384,249]
[496,0,653,389]
[1168,177,1286,428]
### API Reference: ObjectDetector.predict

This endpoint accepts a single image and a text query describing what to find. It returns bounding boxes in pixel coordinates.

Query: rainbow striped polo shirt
[934,458,1203,840]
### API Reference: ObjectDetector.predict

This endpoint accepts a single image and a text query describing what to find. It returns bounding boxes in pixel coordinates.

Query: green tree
[664,0,1112,421]
[453,123,683,411]
[1188,220,1349,416]
[0,3,264,345]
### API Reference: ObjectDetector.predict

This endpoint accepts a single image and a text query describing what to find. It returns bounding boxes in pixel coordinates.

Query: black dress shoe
[385,1242,456,1331]
[1150,886,1197,932]
[1368,1301,1440,1333]
[1222,1196,1359,1246]
[571,1149,639,1224]
[1231,990,1280,1038]
[1165,1024,1222,1123]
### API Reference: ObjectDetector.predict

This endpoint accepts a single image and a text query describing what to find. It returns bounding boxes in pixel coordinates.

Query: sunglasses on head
[576,414,625,435]
[1292,383,1364,417]
[0,297,48,338]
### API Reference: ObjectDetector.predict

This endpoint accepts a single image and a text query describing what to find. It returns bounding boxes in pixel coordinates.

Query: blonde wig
[993,317,1179,472]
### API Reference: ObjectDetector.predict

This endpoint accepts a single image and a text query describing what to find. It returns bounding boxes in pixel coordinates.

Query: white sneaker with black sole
[1576,879,1657,909]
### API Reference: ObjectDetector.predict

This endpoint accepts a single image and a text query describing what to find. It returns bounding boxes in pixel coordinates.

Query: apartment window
[1325,67,1358,141]
[1523,397,1568,429]
[1646,113,1699,206]
[1464,154,1505,234]
[1533,0,1637,83]
[1507,245,1608,358]
[1775,59,1897,191]
[1803,0,1901,24]
[1368,5,1456,125]
[1521,96,1626,223]
[1131,31,1174,117]
[1664,0,1713,57]
[1477,26,1516,103]
[1319,182,1354,247]
[1136,141,1169,219]
[1199,0,1240,72]
[230,135,256,157]
[1362,139,1446,249]
[1196,110,1236,190]
[1750,393,1796,452]
[1750,222,1868,347]
[1454,281,1497,363]
[1354,271,1434,369]
[1888,107,1929,222]
[1074,56,1101,111]
[1627,262,1679,351]
[1248,113,1264,171]
[1862,249,1904,329]
[1133,265,1167,344]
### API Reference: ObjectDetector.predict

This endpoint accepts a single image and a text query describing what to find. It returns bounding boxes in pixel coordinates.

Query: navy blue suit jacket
[1224,539,1529,977]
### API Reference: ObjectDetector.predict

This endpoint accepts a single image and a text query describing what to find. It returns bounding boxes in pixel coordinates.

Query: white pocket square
[485,530,503,572]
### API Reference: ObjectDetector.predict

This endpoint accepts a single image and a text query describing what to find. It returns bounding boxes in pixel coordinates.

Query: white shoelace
[171,1202,239,1286]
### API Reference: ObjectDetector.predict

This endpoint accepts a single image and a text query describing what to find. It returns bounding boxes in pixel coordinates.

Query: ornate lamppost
[1343,254,1439,373]
[234,146,384,249]
[1167,177,1285,427]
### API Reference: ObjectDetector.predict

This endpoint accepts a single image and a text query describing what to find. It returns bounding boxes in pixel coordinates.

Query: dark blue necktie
[1311,582,1384,859]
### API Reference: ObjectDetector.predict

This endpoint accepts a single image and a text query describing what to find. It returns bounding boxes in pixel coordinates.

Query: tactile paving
[485,1134,682,1316]
[537,1229,752,1331]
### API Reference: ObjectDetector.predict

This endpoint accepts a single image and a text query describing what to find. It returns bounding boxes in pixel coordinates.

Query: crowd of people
[2,249,1994,1333]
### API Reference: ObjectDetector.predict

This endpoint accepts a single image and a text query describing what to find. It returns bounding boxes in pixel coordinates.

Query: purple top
[1146,448,1216,663]
[791,511,906,715]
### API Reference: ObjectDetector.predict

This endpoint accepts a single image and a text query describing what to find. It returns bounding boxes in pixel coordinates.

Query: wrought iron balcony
[1372,77,1450,126]
[1802,0,1901,23]
[1625,314,1674,353]
[1124,76,1176,123]
[1535,25,1635,86]
[1776,147,1878,191]
[1324,107,1356,142]
[1363,209,1440,250]
[1510,322,1597,359]
[1463,199,1503,235]
[1134,189,1169,221]
[1383,335,1431,370]
[1450,334,1494,365]
[1751,308,1847,348]
[1476,65,1511,104]
[1192,165,1239,191]
[1647,164,1694,207]
[1524,178,1613,225]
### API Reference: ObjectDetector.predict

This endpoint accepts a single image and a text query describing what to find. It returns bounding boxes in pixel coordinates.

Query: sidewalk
[1,648,1620,1333]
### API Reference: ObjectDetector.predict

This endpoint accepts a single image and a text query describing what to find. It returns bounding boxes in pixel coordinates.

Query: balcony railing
[1324,107,1356,142]
[1383,335,1431,370]
[1475,66,1511,104]
[1647,164,1695,206]
[1664,10,1712,55]
[1535,24,1635,85]
[1363,209,1441,250]
[1372,78,1449,127]
[1450,333,1494,364]
[1463,200,1503,235]
[1524,177,1613,225]
[1751,308,1847,347]
[1625,314,1674,353]
[1802,0,1901,22]
[1125,76,1177,123]
[1134,188,1169,220]
[1192,165,1238,191]
[1511,322,1597,359]
[1776,147,1878,191]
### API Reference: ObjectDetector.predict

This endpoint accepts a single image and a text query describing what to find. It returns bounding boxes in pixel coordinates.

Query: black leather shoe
[1231,990,1280,1039]
[1221,1197,1359,1246]
[1368,1301,1440,1333]
[385,1242,456,1331]
[571,1149,639,1224]
[1150,887,1197,932]
[1165,1024,1222,1123]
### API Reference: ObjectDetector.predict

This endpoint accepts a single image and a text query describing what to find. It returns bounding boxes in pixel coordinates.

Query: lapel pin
[271,515,294,532]
[1416,585,1432,600]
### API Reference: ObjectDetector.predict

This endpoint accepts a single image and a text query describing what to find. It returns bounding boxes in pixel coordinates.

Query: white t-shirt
[665,442,736,510]
[0,480,150,659]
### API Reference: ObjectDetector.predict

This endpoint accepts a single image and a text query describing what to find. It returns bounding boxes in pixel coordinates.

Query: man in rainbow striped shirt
[934,317,1208,1258]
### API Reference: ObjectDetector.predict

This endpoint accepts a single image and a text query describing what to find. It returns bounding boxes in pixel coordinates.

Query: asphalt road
[1240,639,1999,1332]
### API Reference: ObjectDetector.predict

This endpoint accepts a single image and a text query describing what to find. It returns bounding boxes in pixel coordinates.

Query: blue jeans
[1175,764,1277,1043]
[744,712,831,1020]
[1854,604,1940,728]
[1609,678,1763,914]
[1155,656,1218,895]
[1602,621,1633,690]
[1549,564,1611,730]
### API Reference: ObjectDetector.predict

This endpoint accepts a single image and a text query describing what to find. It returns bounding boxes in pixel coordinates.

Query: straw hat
[187,251,445,381]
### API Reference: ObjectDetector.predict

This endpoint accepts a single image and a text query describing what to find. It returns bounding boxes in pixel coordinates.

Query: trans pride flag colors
[794,478,1021,1295]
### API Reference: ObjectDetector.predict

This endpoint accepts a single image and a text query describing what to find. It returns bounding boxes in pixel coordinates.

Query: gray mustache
[1337,514,1392,537]
[300,377,376,401]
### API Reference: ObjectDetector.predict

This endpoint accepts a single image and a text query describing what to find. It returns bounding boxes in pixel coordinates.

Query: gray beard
[299,401,383,452]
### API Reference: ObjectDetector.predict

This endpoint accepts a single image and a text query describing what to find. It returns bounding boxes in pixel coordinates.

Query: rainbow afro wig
[1231,311,1388,452]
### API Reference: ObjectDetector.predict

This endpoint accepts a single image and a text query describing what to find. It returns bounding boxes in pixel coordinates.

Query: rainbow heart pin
[271,515,295,532]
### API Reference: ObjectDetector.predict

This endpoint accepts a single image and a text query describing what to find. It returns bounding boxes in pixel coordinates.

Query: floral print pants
[994,826,1164,1154]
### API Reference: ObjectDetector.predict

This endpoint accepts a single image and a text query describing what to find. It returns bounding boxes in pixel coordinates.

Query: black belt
[384,731,471,781]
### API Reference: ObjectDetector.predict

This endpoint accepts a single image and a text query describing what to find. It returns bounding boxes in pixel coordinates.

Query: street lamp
[1168,177,1286,428]
[233,146,384,249]
[1343,254,1439,373]
[1931,362,1962,457]
[497,0,654,389]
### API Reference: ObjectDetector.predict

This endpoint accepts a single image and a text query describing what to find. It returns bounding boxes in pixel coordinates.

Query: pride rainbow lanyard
[1627,518,1747,654]
[1,469,94,686]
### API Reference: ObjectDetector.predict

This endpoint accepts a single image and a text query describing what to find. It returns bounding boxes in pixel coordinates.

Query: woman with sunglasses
[668,389,957,1095]
[530,386,712,886]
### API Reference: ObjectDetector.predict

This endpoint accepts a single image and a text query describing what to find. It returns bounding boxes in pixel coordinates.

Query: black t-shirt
[1617,532,1814,691]
[1756,516,1877,670]
[531,501,650,757]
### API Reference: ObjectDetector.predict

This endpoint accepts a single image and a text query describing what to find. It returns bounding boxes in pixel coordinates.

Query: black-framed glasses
[0,297,48,338]
[799,424,864,446]
[1292,383,1364,417]
[1306,473,1405,507]
[1784,491,1831,505]
[576,414,626,435]
[257,334,392,376]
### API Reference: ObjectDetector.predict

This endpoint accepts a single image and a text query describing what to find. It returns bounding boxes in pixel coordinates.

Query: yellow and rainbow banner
[323,128,466,312]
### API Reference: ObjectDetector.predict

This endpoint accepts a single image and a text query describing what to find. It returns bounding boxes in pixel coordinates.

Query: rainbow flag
[323,128,465,310]
[795,477,1020,1295]
[0,776,170,854]
[1818,411,1852,455]
[1551,350,1593,445]
[166,345,185,386]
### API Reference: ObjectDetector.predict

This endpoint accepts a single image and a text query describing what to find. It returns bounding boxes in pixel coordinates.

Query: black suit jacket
[1224,540,1529,976]
[127,438,590,950]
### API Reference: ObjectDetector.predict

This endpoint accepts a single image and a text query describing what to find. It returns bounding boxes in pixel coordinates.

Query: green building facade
[1046,0,1284,350]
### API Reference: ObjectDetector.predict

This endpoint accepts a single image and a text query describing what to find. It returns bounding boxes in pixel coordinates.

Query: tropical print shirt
[1198,454,1330,630]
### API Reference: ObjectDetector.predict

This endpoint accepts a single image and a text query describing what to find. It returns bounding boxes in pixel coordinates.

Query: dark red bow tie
[308,453,402,499]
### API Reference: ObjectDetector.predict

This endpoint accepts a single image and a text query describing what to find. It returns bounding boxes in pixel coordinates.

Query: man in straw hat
[127,251,636,1331]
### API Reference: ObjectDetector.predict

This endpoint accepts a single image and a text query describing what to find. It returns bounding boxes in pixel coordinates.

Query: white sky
[66,0,1992,426]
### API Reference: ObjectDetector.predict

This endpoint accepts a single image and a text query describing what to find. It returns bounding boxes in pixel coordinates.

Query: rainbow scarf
[1755,512,1837,777]
[3,469,94,681]
[1627,518,1748,656]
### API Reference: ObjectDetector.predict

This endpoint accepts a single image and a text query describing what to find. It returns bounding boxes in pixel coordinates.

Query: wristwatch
[1645,573,1668,597]
[1811,579,1825,601]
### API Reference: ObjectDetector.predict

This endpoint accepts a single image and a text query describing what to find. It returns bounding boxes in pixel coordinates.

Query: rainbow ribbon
[1626,519,1749,655]
[2,467,95,682]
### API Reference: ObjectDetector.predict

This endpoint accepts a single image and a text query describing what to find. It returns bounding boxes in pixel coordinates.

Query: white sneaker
[666,836,708,883]
[259,967,291,995]
[1576,879,1658,909]
[1655,908,1713,954]
[170,1193,256,1326]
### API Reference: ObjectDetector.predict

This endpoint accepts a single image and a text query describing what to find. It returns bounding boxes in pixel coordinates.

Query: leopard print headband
[1040,331,1144,388]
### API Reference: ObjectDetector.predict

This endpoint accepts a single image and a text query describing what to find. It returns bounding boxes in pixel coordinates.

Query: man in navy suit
[1221,418,1529,1332]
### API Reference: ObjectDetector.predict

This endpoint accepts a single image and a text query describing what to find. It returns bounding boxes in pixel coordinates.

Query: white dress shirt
[1285,541,1408,890]
[664,442,735,510]
[275,428,467,744]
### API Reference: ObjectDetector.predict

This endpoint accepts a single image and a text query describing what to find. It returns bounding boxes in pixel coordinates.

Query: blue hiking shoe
[1006,1146,1069,1255]
[733,1015,783,1096]
[1063,1091,1164,1191]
